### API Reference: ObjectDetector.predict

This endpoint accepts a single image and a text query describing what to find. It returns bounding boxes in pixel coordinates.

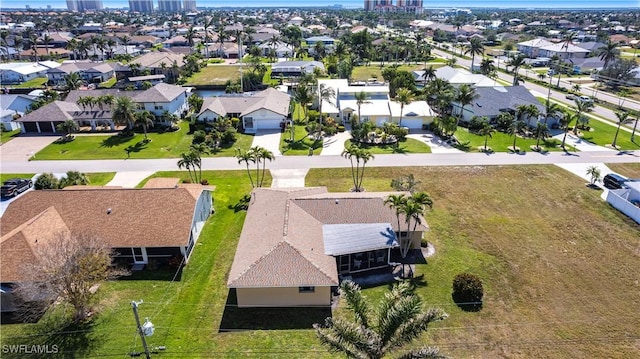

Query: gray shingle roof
[133,82,187,103]
[198,88,290,118]
[465,86,544,118]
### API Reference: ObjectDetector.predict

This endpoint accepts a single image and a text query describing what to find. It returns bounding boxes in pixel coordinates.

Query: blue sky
[2,0,638,9]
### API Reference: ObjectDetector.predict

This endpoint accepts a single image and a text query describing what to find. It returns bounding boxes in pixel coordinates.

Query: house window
[154,105,163,110]
[299,286,315,293]
[244,117,254,129]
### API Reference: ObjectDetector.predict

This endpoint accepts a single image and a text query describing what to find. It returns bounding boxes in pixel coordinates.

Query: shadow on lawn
[100,134,134,148]
[218,289,332,332]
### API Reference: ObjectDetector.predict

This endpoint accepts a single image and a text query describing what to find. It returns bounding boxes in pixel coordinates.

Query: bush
[220,129,236,144]
[337,125,345,132]
[452,273,483,310]
[34,173,59,190]
[193,130,206,144]
[307,110,320,123]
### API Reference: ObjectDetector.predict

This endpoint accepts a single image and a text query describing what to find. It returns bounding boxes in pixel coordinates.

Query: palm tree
[63,72,83,93]
[396,191,434,260]
[533,121,550,151]
[236,148,256,188]
[134,110,155,141]
[189,143,210,183]
[572,84,581,94]
[395,88,414,127]
[612,111,629,148]
[573,99,591,134]
[203,17,214,58]
[598,39,619,70]
[464,38,484,72]
[293,82,313,123]
[557,31,577,87]
[476,117,495,152]
[384,194,407,240]
[342,144,374,192]
[42,34,52,56]
[421,65,436,87]
[586,165,602,185]
[56,119,79,140]
[216,26,229,57]
[318,84,336,125]
[177,152,196,183]
[509,117,525,152]
[314,280,447,359]
[354,91,371,124]
[479,58,495,76]
[66,38,79,60]
[249,146,275,187]
[516,104,540,126]
[118,35,131,55]
[185,26,196,47]
[112,96,137,130]
[454,84,477,125]
[560,111,573,150]
[507,54,527,86]
[544,100,563,126]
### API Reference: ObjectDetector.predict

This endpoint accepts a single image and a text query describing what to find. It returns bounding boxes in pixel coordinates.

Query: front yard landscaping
[279,125,323,156]
[32,122,253,160]
[453,127,569,152]
[351,63,444,82]
[2,165,638,358]
[344,138,432,154]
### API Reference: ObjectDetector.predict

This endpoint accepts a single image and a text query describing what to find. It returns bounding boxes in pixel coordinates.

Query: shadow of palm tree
[100,134,134,148]
[125,141,148,155]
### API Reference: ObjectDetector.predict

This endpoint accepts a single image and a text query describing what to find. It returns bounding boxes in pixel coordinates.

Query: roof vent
[335,199,339,204]
[107,208,112,214]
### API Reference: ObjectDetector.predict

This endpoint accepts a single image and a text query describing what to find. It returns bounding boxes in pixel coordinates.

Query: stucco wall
[236,286,331,308]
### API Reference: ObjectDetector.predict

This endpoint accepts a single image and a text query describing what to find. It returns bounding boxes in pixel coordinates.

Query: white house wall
[236,286,332,307]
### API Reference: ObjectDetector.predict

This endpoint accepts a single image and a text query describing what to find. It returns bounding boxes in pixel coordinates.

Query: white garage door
[400,118,423,129]
[256,119,282,130]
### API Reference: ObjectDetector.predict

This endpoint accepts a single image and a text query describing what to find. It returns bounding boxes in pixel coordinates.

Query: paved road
[2,150,638,174]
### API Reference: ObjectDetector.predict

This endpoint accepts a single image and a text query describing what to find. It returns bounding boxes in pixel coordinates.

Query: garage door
[38,121,54,132]
[23,122,38,133]
[255,119,282,130]
[399,118,423,129]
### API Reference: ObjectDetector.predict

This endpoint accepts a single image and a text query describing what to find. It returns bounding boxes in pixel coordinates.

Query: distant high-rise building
[67,0,103,12]
[183,0,197,12]
[129,0,154,12]
[364,0,396,12]
[158,0,182,12]
[397,0,423,13]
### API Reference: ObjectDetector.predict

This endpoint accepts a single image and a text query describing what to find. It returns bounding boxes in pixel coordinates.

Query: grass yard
[183,65,241,86]
[344,138,432,154]
[8,77,48,89]
[1,129,20,144]
[578,119,640,151]
[32,123,253,160]
[97,77,117,89]
[454,127,569,153]
[306,165,640,358]
[280,125,323,156]
[0,173,35,182]
[351,63,444,81]
[606,163,640,178]
[85,172,116,186]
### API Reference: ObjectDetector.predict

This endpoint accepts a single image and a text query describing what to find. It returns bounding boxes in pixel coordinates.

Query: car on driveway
[1,178,33,198]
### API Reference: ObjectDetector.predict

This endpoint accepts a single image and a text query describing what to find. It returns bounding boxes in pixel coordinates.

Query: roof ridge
[0,206,61,244]
[228,240,290,285]
[284,237,336,285]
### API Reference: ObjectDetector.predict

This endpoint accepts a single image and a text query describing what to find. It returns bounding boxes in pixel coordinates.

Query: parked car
[603,173,628,190]
[1,178,33,198]
[566,94,575,100]
[578,95,593,104]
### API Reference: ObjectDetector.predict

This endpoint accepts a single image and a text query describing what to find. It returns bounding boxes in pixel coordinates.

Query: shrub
[220,129,237,144]
[307,110,320,123]
[193,130,206,144]
[337,125,345,132]
[200,179,209,185]
[452,273,483,310]
[34,173,59,190]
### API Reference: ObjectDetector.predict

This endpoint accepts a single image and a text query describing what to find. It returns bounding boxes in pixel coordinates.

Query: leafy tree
[342,144,374,192]
[59,171,90,188]
[452,273,484,310]
[586,165,601,185]
[598,59,637,86]
[16,232,128,324]
[394,88,415,127]
[34,172,59,190]
[314,280,447,359]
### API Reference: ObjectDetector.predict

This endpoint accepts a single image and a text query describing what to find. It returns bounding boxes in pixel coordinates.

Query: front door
[132,247,148,264]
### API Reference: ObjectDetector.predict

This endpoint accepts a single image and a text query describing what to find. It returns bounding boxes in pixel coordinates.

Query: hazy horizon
[2,0,639,9]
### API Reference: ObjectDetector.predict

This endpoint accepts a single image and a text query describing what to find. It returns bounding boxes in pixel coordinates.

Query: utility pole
[131,300,151,359]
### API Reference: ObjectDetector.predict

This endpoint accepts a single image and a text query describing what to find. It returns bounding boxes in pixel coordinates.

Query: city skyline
[4,0,639,9]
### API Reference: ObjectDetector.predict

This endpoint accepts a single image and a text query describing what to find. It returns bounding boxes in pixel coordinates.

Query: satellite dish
[142,318,154,337]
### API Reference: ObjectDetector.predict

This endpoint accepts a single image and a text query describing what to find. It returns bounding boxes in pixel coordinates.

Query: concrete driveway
[1,135,58,162]
[250,130,282,156]
[321,131,351,156]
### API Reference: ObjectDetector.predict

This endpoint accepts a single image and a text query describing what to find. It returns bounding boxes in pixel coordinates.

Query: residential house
[575,42,606,57]
[415,66,497,88]
[258,41,294,58]
[516,38,554,58]
[0,61,60,84]
[18,47,72,61]
[117,51,184,81]
[133,82,190,121]
[606,181,640,224]
[196,88,290,133]
[227,187,427,308]
[305,36,336,55]
[46,62,116,85]
[451,86,549,127]
[271,60,325,78]
[538,42,589,60]
[0,183,214,310]
[0,94,36,131]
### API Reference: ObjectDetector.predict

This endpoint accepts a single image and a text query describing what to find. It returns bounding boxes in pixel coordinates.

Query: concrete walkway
[406,131,463,154]
[554,163,614,186]
[321,131,351,156]
[270,169,308,188]
[250,130,282,156]
[106,171,155,188]
[551,132,617,152]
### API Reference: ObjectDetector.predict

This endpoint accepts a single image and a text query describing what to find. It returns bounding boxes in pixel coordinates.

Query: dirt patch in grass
[307,165,640,358]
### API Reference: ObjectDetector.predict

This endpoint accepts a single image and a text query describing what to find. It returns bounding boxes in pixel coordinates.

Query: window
[244,117,254,129]
[154,105,163,110]
[299,286,315,293]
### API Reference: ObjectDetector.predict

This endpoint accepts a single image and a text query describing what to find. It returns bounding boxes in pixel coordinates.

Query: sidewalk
[551,131,617,152]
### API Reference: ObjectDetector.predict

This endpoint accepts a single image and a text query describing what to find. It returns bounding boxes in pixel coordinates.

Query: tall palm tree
[318,84,336,125]
[384,194,407,240]
[134,110,155,141]
[118,35,131,55]
[385,191,432,259]
[557,31,578,87]
[560,111,573,150]
[42,34,52,56]
[203,17,214,58]
[189,143,210,183]
[395,88,414,128]
[477,117,495,152]
[421,65,436,87]
[479,58,495,76]
[544,100,563,126]
[216,26,229,57]
[533,121,550,150]
[516,104,540,126]
[66,38,79,60]
[573,99,591,134]
[599,39,620,70]
[612,111,629,148]
[507,54,527,86]
[354,91,371,124]
[236,148,256,188]
[454,84,477,125]
[112,96,137,130]
[63,72,83,93]
[509,117,525,152]
[177,152,196,183]
[464,37,484,72]
[293,82,313,123]
[342,144,374,192]
[314,280,447,359]
[249,146,275,187]
[185,26,196,48]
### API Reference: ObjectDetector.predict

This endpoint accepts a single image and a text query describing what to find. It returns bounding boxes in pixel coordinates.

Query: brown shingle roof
[15,100,77,123]
[227,187,428,289]
[1,188,203,249]
[129,51,184,68]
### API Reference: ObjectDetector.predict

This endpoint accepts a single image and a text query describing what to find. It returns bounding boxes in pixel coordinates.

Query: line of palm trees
[178,143,210,184]
[236,146,275,189]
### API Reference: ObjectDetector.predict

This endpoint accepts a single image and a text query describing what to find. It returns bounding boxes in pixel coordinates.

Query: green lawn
[578,119,640,151]
[344,138,432,154]
[0,173,35,182]
[183,65,242,86]
[32,123,253,160]
[351,63,444,81]
[1,129,20,144]
[454,127,569,153]
[8,77,48,89]
[97,77,117,88]
[85,172,116,186]
[280,125,322,156]
[306,166,640,358]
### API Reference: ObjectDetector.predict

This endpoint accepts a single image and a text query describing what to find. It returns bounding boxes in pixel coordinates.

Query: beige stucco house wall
[236,286,332,308]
